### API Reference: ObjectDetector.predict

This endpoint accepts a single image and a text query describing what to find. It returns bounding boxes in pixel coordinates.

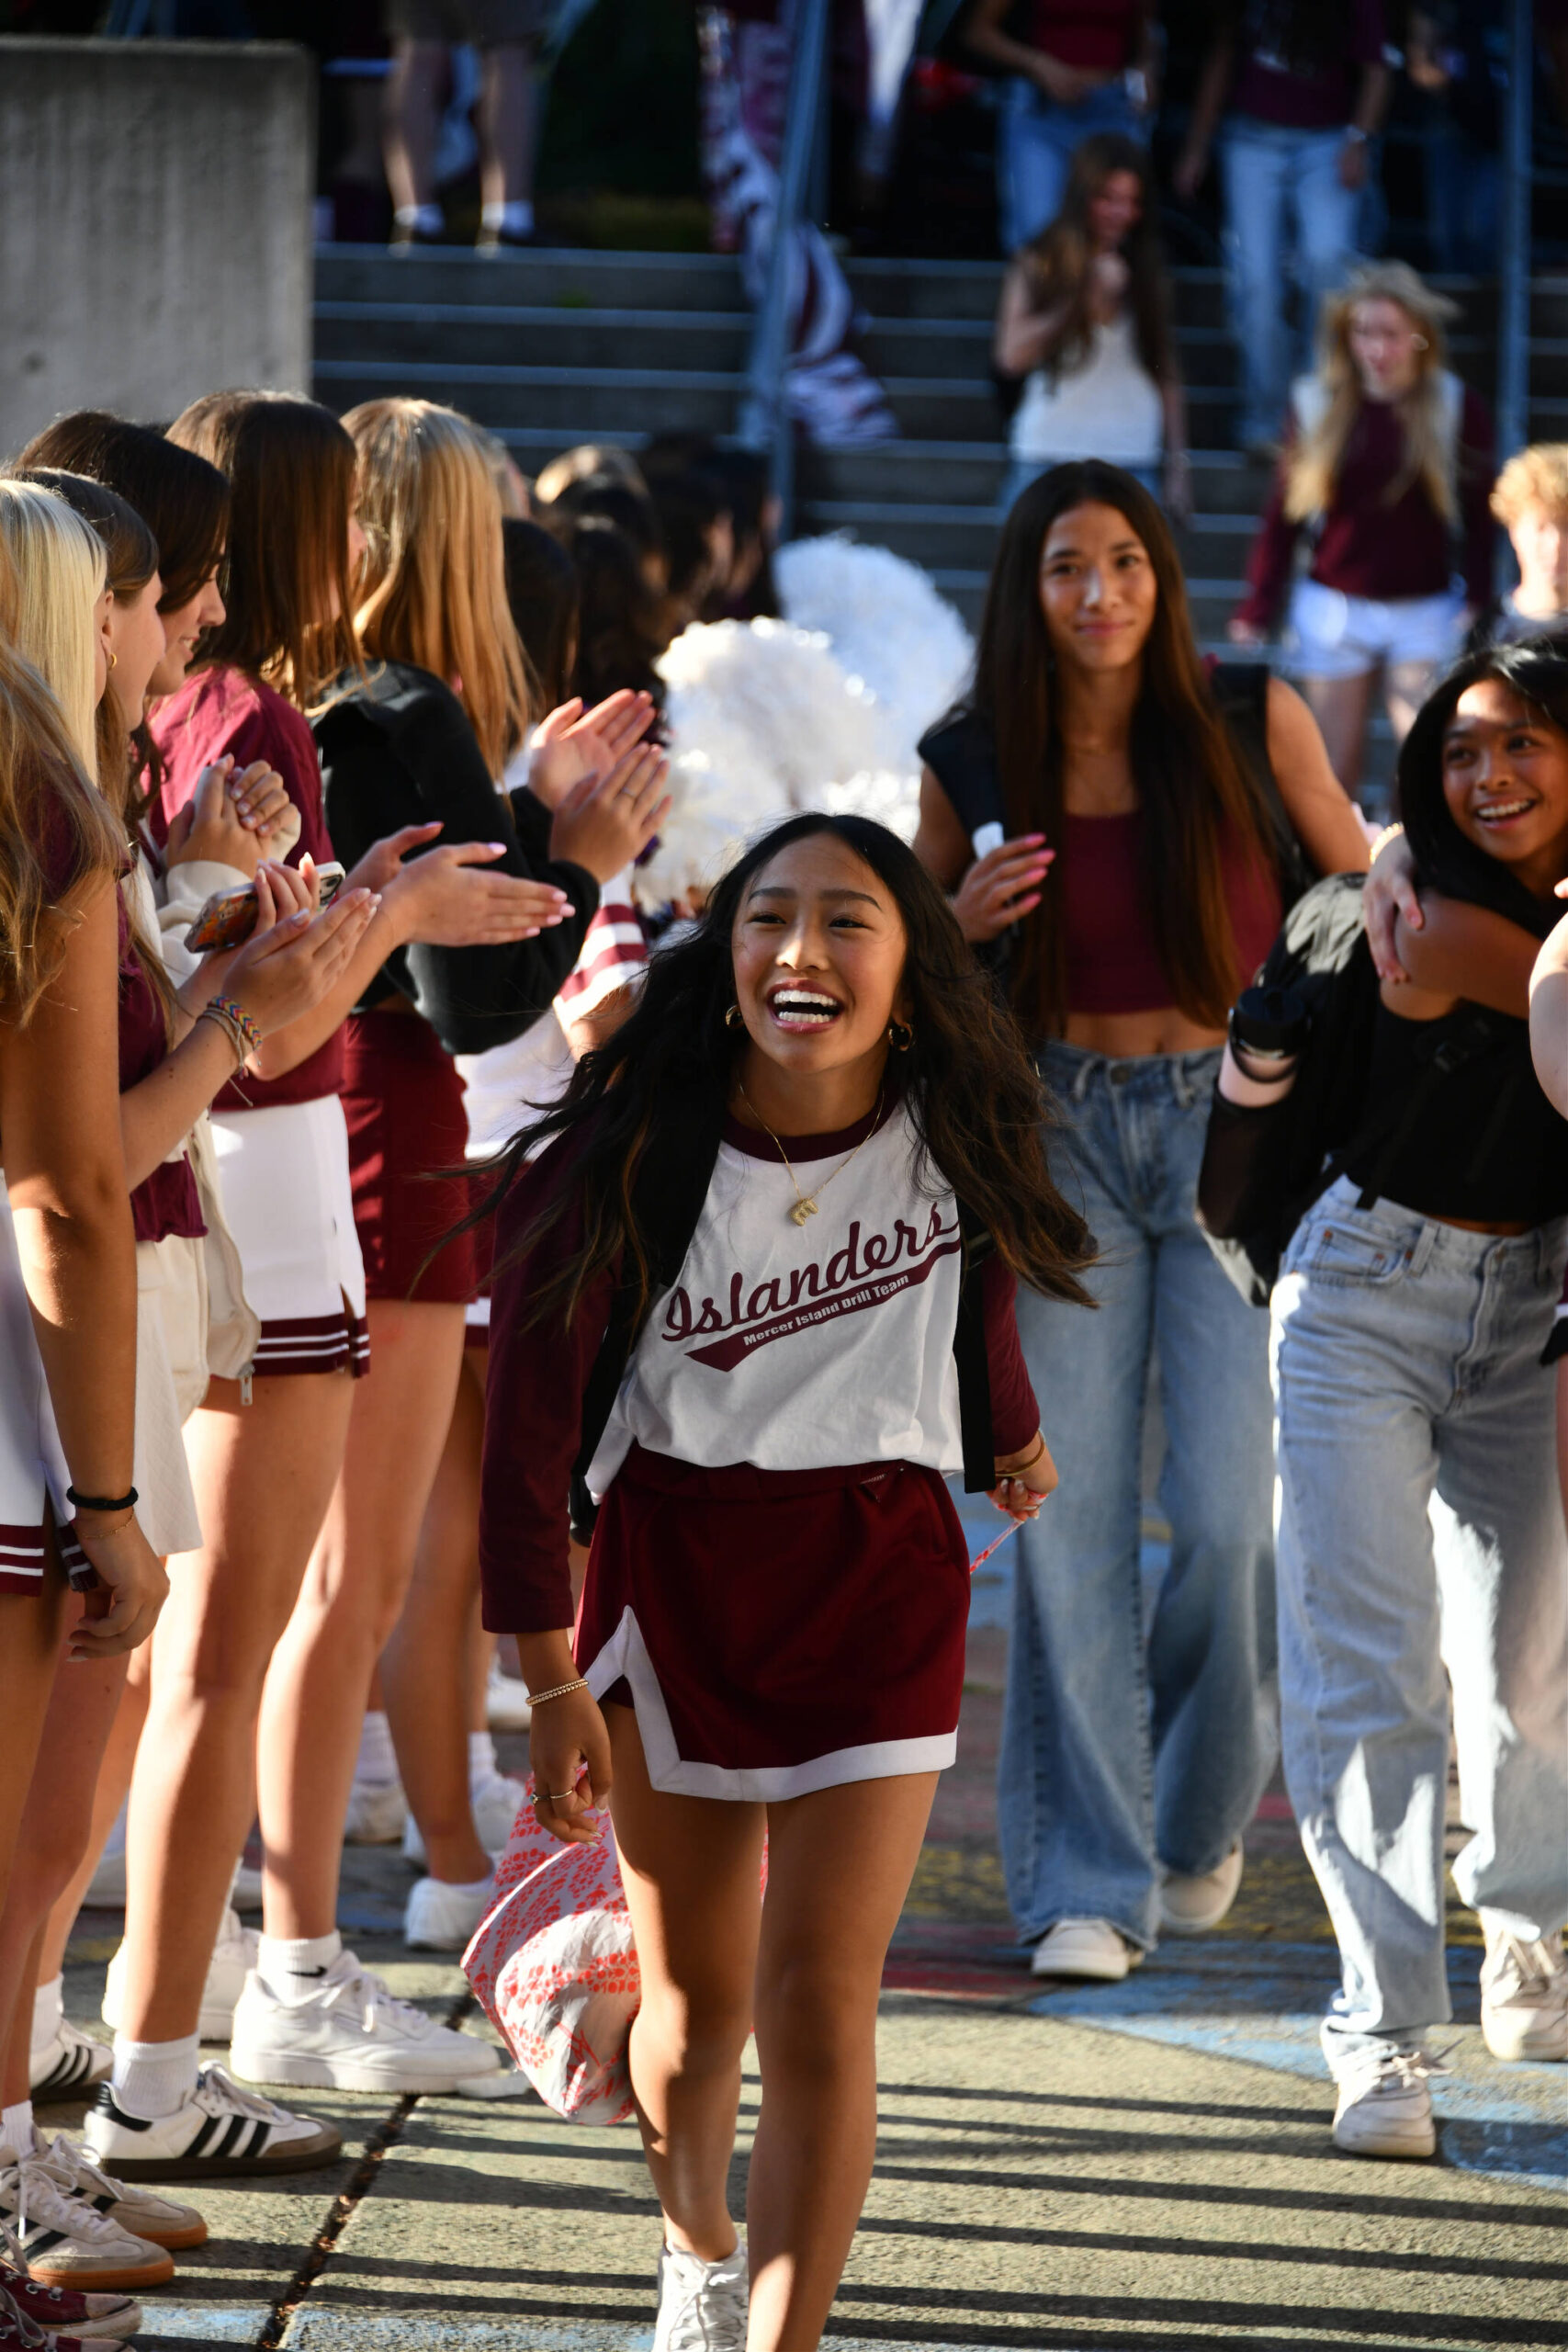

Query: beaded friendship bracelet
[527,1677,591,1706]
[209,994,262,1053]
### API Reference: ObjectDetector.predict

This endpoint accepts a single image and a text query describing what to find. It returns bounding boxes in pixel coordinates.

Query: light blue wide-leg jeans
[998,1045,1279,1949]
[1271,1179,1568,2074]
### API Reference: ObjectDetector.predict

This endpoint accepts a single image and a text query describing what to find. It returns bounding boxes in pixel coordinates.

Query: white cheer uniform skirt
[208,1096,368,1380]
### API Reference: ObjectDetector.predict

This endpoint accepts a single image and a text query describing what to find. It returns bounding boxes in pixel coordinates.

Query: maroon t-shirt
[1231,0,1385,130]
[1236,385,1496,633]
[118,886,205,1247]
[147,666,344,1109]
[1028,0,1140,70]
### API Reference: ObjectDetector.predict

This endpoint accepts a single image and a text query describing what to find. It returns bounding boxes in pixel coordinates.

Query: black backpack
[1196,873,1511,1307]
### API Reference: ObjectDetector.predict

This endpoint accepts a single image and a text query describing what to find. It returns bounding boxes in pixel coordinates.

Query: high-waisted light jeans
[998,1044,1279,1949]
[1272,1177,1568,2072]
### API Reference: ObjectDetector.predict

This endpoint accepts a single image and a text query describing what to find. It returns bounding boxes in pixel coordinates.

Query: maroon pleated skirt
[341,1009,477,1306]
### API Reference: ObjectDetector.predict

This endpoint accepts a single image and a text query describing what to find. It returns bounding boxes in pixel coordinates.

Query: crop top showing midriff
[1063,810,1282,1014]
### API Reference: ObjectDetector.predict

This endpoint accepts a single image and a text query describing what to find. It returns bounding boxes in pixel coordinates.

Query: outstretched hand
[529,689,660,813]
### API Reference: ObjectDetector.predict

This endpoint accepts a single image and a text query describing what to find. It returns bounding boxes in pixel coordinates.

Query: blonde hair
[343,400,531,777]
[1492,444,1568,528]
[1284,262,1462,527]
[0,481,107,785]
[0,520,122,1024]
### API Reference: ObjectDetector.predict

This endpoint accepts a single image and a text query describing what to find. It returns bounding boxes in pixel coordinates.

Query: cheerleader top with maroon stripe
[147,667,344,1109]
[480,1097,1038,1633]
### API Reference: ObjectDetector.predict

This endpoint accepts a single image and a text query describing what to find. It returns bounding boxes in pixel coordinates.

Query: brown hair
[169,391,362,710]
[0,537,122,1026]
[1014,133,1176,389]
[1285,262,1462,527]
[343,399,532,776]
[969,460,1277,1037]
[18,413,227,616]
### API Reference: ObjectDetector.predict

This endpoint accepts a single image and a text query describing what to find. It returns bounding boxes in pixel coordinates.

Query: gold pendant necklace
[736,1081,884,1227]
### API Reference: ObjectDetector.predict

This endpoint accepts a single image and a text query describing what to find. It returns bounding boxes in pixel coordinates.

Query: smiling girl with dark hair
[917,458,1370,1987]
[1232,643,1568,2158]
[480,811,1089,2352]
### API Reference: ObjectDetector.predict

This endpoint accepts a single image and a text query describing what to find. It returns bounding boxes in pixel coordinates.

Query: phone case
[186,884,259,953]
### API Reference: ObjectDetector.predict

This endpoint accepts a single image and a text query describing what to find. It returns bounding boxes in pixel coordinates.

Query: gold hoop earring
[725,1003,745,1030]
[106,649,118,670]
[888,1019,914,1052]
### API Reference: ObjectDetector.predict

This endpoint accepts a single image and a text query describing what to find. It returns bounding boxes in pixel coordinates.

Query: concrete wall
[0,40,312,457]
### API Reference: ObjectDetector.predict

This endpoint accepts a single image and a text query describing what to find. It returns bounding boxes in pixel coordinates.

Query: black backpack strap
[953,1204,997,1495]
[1210,661,1315,912]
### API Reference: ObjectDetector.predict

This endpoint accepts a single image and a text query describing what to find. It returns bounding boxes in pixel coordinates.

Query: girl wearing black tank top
[915,461,1368,1984]
[1244,645,1568,2160]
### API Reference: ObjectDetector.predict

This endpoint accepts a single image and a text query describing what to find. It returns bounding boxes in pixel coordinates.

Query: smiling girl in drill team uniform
[477,811,1094,2352]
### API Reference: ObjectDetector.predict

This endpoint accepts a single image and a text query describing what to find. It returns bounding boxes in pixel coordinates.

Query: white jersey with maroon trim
[588,1103,966,1496]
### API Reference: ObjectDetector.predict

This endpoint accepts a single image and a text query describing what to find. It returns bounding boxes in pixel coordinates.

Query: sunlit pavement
[55,1556,1566,2352]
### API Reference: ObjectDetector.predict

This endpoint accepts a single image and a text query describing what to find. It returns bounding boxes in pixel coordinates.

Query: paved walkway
[53,1598,1567,2352]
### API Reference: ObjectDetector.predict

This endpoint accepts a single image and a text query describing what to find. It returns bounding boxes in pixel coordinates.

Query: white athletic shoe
[85,2065,341,2182]
[27,2135,207,2250]
[0,2219,141,2339]
[230,1950,502,2094]
[404,1872,496,1953]
[401,1770,524,1868]
[485,1657,532,1733]
[0,2149,172,2293]
[1331,2047,1444,2160]
[1158,1842,1245,1935]
[1480,1921,1568,2062]
[1030,1918,1143,1981]
[102,1908,258,2043]
[653,2240,749,2352]
[29,2021,112,2104]
[343,1779,408,1847]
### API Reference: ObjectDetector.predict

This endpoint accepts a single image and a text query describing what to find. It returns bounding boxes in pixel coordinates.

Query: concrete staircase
[313,243,1562,657]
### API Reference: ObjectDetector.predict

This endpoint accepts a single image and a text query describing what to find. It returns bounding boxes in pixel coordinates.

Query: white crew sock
[394,202,443,236]
[257,1929,342,2006]
[481,198,534,237]
[468,1730,498,1786]
[0,2101,34,2157]
[434,1869,495,1898]
[30,1973,65,2058]
[111,2034,200,2121]
[355,1710,399,1789]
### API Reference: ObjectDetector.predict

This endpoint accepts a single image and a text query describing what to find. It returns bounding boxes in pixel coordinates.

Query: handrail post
[1496,0,1533,472]
[737,0,831,538]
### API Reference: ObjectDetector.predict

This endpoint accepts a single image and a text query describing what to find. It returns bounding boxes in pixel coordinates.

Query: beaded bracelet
[527,1677,591,1706]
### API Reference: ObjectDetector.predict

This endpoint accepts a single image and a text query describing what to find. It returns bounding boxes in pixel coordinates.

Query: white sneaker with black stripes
[29,2021,111,2104]
[82,2065,342,2181]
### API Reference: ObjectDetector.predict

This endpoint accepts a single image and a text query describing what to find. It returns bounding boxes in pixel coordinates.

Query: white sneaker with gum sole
[1030,1918,1143,1981]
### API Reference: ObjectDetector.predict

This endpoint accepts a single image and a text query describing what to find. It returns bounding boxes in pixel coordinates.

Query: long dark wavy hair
[1016,133,1175,388]
[969,460,1279,1036]
[1397,643,1568,940]
[481,812,1096,1331]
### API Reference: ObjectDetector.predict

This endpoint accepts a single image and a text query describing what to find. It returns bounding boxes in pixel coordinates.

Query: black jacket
[313,661,600,1057]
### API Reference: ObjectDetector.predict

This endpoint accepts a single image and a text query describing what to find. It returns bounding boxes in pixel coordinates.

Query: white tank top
[1010,311,1163,469]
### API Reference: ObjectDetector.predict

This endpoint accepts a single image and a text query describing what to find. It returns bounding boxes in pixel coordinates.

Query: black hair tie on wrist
[66,1484,138,1514]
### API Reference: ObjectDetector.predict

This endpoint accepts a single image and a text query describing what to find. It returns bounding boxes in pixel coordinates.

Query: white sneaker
[102,1909,258,2043]
[343,1779,408,1847]
[27,2135,207,2250]
[401,1771,524,1868]
[30,2021,111,2104]
[0,2149,171,2292]
[404,1872,496,1953]
[1331,2047,1444,2160]
[1480,1922,1568,2062]
[485,1657,532,1733]
[230,1950,502,2094]
[1158,1842,1245,1935]
[85,2065,341,2181]
[0,2217,141,2339]
[1030,1919,1143,1981]
[653,2239,749,2352]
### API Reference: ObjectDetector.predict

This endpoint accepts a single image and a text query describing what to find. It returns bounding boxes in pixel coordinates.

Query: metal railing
[737,0,829,537]
[1496,0,1534,468]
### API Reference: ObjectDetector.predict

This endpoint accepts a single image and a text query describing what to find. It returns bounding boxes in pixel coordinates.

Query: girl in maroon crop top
[915,459,1370,1982]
